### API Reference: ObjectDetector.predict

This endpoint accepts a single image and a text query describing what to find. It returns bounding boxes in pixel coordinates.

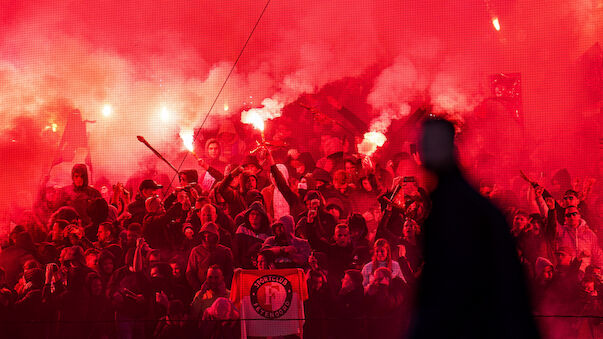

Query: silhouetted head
[419,118,457,174]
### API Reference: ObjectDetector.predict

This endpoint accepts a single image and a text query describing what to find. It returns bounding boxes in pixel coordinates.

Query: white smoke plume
[0,0,600,222]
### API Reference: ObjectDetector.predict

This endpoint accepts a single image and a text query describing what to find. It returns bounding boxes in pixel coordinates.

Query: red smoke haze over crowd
[0,0,602,225]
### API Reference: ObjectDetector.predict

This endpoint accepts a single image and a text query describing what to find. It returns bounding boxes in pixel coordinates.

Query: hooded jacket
[58,164,102,226]
[556,218,603,270]
[186,223,234,290]
[261,215,311,268]
[295,190,337,240]
[233,202,271,268]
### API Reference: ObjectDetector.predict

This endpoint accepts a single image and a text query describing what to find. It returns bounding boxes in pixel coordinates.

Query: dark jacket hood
[72,164,89,188]
[243,201,271,234]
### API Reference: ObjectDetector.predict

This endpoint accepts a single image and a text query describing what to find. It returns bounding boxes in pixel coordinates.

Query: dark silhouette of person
[408,119,540,339]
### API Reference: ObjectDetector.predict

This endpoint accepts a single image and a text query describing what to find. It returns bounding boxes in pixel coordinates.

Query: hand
[132,294,145,303]
[265,148,275,166]
[136,237,147,250]
[362,211,374,222]
[45,263,58,284]
[412,152,422,166]
[398,244,407,258]
[181,196,192,211]
[199,281,209,295]
[190,188,199,202]
[155,291,169,307]
[123,288,144,303]
[287,149,300,160]
[198,158,209,170]
[534,185,544,197]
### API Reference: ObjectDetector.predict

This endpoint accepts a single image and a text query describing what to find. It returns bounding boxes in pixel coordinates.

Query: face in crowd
[201,231,219,250]
[207,142,220,160]
[73,172,85,188]
[199,205,217,224]
[563,193,580,208]
[248,210,263,232]
[206,266,224,290]
[564,206,581,228]
[375,246,388,262]
[334,226,350,247]
[97,224,112,243]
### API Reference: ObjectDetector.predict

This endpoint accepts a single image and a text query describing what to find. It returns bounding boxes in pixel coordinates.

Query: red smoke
[0,0,601,226]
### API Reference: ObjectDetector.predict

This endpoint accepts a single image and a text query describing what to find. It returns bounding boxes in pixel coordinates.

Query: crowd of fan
[0,129,602,339]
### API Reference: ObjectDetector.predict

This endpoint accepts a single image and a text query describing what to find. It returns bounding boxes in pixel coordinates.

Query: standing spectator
[186,222,234,291]
[94,221,120,250]
[361,239,405,287]
[307,223,355,294]
[142,196,173,251]
[127,179,162,226]
[204,138,227,174]
[304,269,334,338]
[233,202,272,269]
[261,215,311,268]
[0,231,38,287]
[556,206,603,271]
[409,119,538,339]
[187,203,233,248]
[333,269,367,339]
[295,190,337,241]
[190,265,230,323]
[107,247,152,339]
[57,164,102,226]
[199,297,240,339]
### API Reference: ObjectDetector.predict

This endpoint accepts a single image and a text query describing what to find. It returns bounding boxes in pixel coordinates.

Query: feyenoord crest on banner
[250,274,294,319]
[231,269,308,338]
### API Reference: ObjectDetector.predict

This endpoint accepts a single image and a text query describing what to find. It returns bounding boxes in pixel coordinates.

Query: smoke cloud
[0,0,601,222]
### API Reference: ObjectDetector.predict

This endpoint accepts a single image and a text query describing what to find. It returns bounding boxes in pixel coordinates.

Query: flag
[230,268,308,338]
[52,109,90,167]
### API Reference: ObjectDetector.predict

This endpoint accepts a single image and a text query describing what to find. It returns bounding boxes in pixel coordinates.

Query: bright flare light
[102,104,113,117]
[44,123,58,132]
[224,104,229,111]
[492,17,501,31]
[160,106,170,122]
[240,98,284,132]
[242,110,265,131]
[179,129,195,152]
[357,131,387,156]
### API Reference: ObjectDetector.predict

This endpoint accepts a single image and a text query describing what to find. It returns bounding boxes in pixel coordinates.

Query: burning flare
[102,104,113,117]
[492,17,501,31]
[241,110,265,131]
[357,131,387,156]
[179,128,195,152]
[240,98,284,132]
